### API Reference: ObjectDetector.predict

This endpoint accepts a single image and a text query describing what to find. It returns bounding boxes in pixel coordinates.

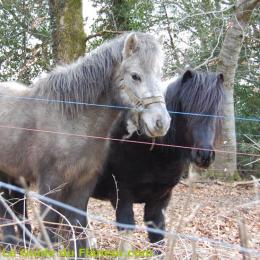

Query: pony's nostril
[156,119,163,130]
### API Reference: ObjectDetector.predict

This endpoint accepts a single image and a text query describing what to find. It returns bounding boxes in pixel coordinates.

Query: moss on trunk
[213,0,259,177]
[49,0,86,63]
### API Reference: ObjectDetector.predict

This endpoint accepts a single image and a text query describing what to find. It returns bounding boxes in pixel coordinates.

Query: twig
[35,199,77,260]
[85,30,124,41]
[43,182,68,197]
[233,179,260,187]
[2,195,31,248]
[0,193,43,249]
[244,135,260,151]
[22,194,28,249]
[1,181,260,257]
[243,158,260,166]
[194,13,225,70]
[251,175,260,201]
[174,5,235,25]
[238,217,251,260]
[181,179,260,187]
[20,178,55,254]
[118,230,134,260]
[191,240,198,260]
[161,0,175,48]
[166,176,194,259]
[112,174,119,212]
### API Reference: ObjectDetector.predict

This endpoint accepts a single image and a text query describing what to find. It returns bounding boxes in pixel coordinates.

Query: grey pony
[0,32,170,250]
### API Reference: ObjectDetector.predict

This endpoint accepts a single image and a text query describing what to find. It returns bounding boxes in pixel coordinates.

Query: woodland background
[0,0,259,179]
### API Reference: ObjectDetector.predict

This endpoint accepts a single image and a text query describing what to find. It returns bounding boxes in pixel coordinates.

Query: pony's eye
[131,73,141,81]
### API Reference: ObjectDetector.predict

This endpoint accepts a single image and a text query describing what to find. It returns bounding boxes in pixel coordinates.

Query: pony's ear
[123,33,138,59]
[182,70,193,84]
[218,73,224,83]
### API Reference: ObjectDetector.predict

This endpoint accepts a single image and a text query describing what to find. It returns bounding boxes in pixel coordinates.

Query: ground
[86,183,259,259]
[0,183,259,259]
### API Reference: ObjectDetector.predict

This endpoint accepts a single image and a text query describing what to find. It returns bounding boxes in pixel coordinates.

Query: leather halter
[120,84,166,136]
[120,85,165,110]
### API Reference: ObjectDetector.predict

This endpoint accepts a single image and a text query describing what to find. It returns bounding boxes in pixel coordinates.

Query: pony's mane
[33,37,124,116]
[32,32,162,117]
[165,70,224,142]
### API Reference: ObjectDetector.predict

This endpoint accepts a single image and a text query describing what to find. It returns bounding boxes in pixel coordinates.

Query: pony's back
[0,82,30,95]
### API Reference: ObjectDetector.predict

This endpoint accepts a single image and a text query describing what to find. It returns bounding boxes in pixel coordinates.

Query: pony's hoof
[2,235,19,249]
[152,239,165,255]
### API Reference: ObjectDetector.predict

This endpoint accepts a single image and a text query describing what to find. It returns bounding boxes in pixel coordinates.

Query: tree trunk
[49,0,86,63]
[213,0,260,177]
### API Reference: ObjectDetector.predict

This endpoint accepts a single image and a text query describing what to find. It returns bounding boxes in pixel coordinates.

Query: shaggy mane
[32,32,162,117]
[165,70,224,143]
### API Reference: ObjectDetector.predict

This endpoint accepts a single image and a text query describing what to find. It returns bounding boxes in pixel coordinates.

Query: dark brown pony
[92,70,224,243]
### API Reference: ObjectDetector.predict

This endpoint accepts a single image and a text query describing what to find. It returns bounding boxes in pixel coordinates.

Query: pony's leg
[0,189,17,245]
[10,189,32,243]
[0,174,18,245]
[60,179,98,254]
[111,190,135,254]
[111,189,135,230]
[61,191,89,250]
[144,192,171,243]
[38,173,96,254]
[38,177,65,246]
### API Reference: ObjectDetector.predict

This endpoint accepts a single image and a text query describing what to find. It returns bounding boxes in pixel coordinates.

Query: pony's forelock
[165,70,224,143]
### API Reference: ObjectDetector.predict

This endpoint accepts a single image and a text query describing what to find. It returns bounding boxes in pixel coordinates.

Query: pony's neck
[162,79,193,159]
[161,81,181,145]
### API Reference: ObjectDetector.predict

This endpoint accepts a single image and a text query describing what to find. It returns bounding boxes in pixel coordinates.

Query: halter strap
[121,85,165,109]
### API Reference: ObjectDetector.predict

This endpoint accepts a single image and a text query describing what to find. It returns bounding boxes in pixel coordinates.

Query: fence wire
[0,181,259,257]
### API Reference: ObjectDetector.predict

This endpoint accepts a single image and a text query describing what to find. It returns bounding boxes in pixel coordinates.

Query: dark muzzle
[191,148,215,168]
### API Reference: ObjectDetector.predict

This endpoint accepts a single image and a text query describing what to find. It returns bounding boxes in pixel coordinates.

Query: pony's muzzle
[192,148,215,168]
[140,103,171,137]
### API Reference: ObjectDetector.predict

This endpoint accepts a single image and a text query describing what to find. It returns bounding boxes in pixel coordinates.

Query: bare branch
[85,30,124,42]
[0,192,43,249]
[238,217,252,260]
[194,16,225,70]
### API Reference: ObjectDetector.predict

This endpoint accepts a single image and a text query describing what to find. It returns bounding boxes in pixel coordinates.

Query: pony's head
[114,33,170,137]
[166,70,224,168]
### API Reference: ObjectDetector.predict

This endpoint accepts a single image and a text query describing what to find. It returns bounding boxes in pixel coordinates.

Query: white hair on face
[123,118,138,140]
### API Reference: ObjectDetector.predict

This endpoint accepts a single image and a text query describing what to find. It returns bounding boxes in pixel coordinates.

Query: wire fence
[0,94,259,158]
[0,94,259,123]
[0,181,259,258]
[0,124,259,158]
[0,86,259,258]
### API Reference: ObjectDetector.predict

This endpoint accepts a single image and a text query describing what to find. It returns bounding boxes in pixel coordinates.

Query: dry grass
[87,183,260,259]
[0,182,259,259]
